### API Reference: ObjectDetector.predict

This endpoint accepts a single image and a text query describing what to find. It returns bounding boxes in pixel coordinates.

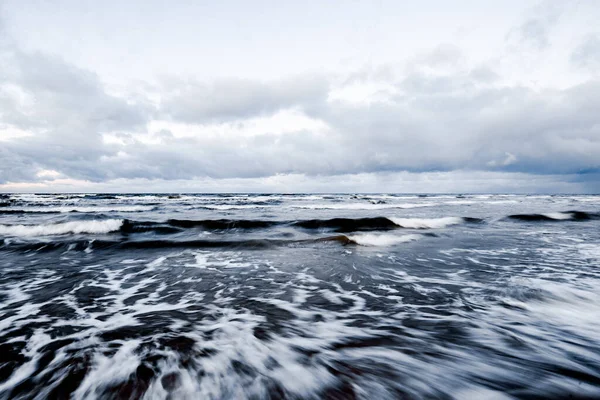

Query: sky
[1,0,599,193]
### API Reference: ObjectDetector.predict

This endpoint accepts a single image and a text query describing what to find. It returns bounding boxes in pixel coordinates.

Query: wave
[0,220,124,237]
[121,216,479,234]
[166,219,278,230]
[82,194,118,200]
[292,217,398,232]
[1,232,429,252]
[118,239,279,250]
[0,237,321,252]
[346,233,424,246]
[118,217,414,235]
[0,206,154,213]
[3,210,593,240]
[118,219,279,234]
[119,221,183,235]
[389,217,480,229]
[0,210,53,215]
[291,203,436,210]
[0,238,271,252]
[195,204,277,210]
[507,211,599,222]
[0,215,476,239]
[119,233,426,249]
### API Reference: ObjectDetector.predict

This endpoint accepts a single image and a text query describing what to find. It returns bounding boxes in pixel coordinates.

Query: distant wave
[0,216,482,238]
[118,219,279,234]
[166,219,278,230]
[119,221,183,235]
[0,210,52,215]
[507,211,599,222]
[193,204,278,210]
[346,233,424,246]
[0,205,154,213]
[0,220,123,237]
[291,203,436,210]
[292,217,398,232]
[130,216,480,234]
[82,194,119,200]
[389,217,480,229]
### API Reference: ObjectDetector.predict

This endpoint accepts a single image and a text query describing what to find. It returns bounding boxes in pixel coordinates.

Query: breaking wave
[0,220,124,237]
[1,233,432,252]
[165,219,279,230]
[507,211,599,222]
[5,211,595,243]
[0,216,484,240]
[0,205,154,213]
[292,217,398,232]
[346,233,424,246]
[126,216,479,235]
[389,217,479,229]
[291,203,436,210]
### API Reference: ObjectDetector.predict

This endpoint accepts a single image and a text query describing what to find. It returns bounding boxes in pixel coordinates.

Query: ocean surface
[1,193,600,399]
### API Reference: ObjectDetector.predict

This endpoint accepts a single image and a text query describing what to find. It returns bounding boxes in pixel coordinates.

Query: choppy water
[1,193,600,399]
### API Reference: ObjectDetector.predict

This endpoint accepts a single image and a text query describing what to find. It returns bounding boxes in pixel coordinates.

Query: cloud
[308,69,600,176]
[1,3,600,193]
[508,0,566,49]
[0,39,153,183]
[159,75,329,123]
[2,43,600,189]
[2,171,597,194]
[487,153,518,167]
[571,34,600,72]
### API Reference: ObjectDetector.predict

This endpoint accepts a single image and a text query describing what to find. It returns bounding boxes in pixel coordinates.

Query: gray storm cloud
[0,0,599,192]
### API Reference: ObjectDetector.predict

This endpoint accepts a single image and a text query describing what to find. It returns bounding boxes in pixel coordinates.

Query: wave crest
[389,217,474,229]
[0,220,124,237]
[507,211,598,222]
[347,233,423,246]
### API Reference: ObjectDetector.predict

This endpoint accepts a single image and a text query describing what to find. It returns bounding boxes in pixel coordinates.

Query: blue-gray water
[1,193,600,399]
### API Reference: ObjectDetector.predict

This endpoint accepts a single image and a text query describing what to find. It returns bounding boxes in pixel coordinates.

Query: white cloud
[35,169,62,179]
[1,171,595,194]
[0,1,599,192]
[487,153,518,167]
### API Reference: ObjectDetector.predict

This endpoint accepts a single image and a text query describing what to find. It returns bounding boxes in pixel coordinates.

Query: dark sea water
[1,193,600,399]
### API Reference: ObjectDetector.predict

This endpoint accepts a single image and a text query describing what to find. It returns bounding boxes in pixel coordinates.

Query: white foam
[203,204,275,210]
[185,251,254,269]
[291,203,436,210]
[0,330,51,393]
[578,244,600,260]
[571,196,600,203]
[348,233,422,246]
[74,340,142,399]
[2,205,153,213]
[0,219,123,237]
[543,212,573,220]
[390,217,465,229]
[445,200,476,205]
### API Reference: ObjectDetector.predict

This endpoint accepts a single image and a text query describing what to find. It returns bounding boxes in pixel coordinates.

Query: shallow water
[1,193,600,399]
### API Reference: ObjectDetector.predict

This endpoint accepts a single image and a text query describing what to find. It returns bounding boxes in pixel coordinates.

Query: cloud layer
[1,1,599,192]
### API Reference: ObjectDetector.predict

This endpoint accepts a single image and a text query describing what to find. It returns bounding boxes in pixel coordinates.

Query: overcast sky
[1,0,599,193]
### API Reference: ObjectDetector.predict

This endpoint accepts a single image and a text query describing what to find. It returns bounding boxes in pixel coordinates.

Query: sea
[0,193,599,399]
